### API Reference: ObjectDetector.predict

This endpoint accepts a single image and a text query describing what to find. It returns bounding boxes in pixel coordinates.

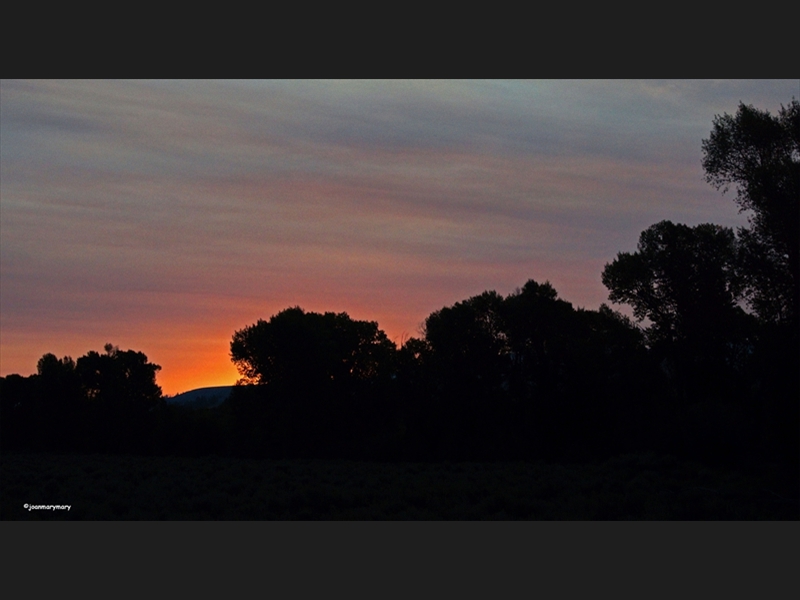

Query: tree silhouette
[32,354,83,449]
[73,344,163,452]
[601,221,743,350]
[230,307,396,390]
[0,344,163,453]
[227,309,398,459]
[423,290,509,396]
[501,280,582,399]
[76,344,162,411]
[702,99,799,326]
[600,220,759,413]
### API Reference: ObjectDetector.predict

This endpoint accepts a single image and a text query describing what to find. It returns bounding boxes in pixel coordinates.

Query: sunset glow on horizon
[2,80,797,395]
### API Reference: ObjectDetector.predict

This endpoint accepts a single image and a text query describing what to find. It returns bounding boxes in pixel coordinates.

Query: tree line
[2,100,797,467]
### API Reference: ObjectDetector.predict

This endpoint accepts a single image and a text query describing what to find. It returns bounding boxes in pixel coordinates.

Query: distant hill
[167,386,234,409]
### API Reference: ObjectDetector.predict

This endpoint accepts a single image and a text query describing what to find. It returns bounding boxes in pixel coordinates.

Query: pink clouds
[2,80,796,394]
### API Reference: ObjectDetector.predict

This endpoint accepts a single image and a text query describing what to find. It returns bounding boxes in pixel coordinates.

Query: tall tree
[601,220,746,360]
[701,99,799,326]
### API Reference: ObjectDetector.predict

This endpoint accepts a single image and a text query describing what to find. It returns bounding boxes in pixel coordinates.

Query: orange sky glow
[2,80,797,395]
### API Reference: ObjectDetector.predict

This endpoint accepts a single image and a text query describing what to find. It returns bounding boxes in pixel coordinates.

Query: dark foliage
[702,99,799,327]
[1,345,165,454]
[230,307,396,390]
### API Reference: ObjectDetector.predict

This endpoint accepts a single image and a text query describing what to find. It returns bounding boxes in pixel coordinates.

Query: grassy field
[2,452,797,520]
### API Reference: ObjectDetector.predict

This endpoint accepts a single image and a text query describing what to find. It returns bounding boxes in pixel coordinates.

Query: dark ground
[2,452,797,520]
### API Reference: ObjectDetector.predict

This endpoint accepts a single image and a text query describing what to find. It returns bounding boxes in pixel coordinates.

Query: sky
[2,79,798,395]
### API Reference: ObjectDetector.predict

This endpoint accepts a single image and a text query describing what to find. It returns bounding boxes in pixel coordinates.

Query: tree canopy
[601,220,743,351]
[230,307,396,389]
[76,343,162,411]
[701,99,800,326]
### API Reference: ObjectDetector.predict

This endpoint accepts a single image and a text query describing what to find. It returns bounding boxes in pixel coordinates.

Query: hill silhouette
[167,386,234,409]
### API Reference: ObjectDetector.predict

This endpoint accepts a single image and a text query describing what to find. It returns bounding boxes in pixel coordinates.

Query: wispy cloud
[2,79,796,393]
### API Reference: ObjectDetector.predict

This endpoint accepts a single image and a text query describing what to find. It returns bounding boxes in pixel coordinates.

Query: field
[2,452,797,520]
